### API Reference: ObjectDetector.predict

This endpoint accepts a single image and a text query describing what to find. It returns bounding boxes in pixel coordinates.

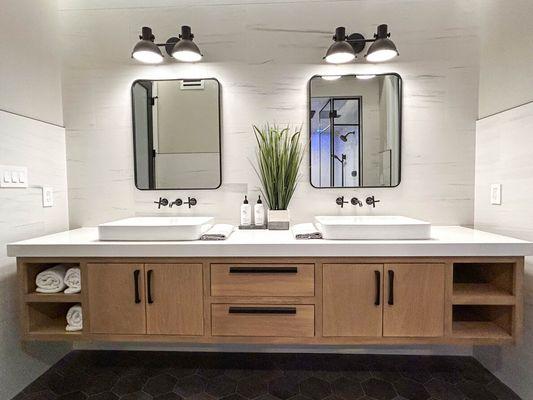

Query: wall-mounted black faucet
[154,197,169,209]
[336,196,348,208]
[366,195,381,208]
[351,197,363,207]
[169,198,183,208]
[184,197,197,208]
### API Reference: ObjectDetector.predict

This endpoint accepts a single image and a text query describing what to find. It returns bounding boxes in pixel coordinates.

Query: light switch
[491,183,502,205]
[0,165,28,188]
[42,186,54,207]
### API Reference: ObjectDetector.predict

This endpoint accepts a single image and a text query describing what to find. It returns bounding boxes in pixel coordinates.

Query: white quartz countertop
[7,226,533,258]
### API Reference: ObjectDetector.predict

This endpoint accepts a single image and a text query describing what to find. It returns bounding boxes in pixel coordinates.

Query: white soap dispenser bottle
[254,195,265,227]
[240,195,251,226]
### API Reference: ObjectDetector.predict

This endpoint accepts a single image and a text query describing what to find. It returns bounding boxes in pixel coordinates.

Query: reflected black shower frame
[308,73,402,189]
[131,77,222,191]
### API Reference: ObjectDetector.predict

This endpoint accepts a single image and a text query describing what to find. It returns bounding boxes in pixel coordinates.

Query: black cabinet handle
[375,270,381,306]
[388,270,394,305]
[228,306,297,315]
[133,269,141,304]
[147,269,154,304]
[229,266,298,274]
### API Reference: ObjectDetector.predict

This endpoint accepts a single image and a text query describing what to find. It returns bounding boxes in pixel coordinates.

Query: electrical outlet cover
[490,183,502,205]
[42,186,54,207]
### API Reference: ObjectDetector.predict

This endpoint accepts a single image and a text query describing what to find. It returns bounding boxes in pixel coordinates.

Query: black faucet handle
[154,197,169,209]
[336,196,348,208]
[169,198,183,208]
[184,197,197,208]
[351,197,363,207]
[365,196,380,208]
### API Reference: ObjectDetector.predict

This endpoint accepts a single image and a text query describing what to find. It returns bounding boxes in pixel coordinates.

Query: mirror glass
[132,78,221,190]
[309,74,401,188]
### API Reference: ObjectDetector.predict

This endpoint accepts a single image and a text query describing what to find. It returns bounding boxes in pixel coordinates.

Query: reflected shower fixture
[132,25,203,64]
[339,131,356,142]
[324,24,399,64]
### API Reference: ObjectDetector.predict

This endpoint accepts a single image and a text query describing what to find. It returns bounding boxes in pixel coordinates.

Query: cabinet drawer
[210,264,314,297]
[211,304,315,337]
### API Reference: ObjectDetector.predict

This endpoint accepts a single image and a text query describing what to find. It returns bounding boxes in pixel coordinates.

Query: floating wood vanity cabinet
[16,257,523,345]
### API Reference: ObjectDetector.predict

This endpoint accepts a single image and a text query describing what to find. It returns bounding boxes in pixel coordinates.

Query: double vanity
[8,216,531,347]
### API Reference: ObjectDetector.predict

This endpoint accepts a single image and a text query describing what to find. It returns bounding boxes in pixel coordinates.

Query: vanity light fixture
[132,25,203,64]
[324,24,399,64]
[356,74,376,80]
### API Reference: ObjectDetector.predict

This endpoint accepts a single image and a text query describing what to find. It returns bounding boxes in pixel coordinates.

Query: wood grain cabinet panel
[323,264,384,337]
[383,263,445,337]
[211,264,314,297]
[145,264,204,335]
[87,263,146,334]
[212,304,314,337]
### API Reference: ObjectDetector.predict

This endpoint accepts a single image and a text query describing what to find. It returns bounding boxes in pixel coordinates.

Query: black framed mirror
[132,78,221,190]
[309,73,401,188]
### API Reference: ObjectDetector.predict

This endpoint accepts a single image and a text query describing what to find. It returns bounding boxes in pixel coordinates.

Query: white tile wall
[473,102,533,399]
[59,0,479,229]
[0,111,70,399]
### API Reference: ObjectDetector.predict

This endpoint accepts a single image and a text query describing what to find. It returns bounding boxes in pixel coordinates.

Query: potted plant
[252,124,305,230]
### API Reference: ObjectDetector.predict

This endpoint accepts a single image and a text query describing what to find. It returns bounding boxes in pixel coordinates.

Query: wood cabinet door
[383,263,445,337]
[323,264,384,337]
[87,263,146,334]
[145,264,204,335]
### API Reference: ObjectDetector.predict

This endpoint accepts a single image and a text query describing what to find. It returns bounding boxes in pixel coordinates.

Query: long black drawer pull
[374,270,381,306]
[229,266,298,274]
[147,269,154,304]
[228,306,297,315]
[388,270,394,305]
[133,269,141,304]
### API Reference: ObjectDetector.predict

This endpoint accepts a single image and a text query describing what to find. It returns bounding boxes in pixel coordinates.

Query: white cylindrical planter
[267,209,290,230]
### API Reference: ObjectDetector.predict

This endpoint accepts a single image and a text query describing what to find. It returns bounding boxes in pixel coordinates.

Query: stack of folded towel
[200,224,235,240]
[35,265,81,294]
[66,304,83,332]
[292,223,323,239]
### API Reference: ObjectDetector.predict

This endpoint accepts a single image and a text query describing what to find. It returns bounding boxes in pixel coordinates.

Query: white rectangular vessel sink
[315,215,431,240]
[98,217,214,241]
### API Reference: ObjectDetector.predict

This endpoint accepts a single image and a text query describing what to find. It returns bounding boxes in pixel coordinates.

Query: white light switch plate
[491,183,502,205]
[0,165,28,188]
[42,186,54,207]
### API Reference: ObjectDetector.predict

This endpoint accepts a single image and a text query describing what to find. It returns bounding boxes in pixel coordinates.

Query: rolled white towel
[200,224,235,240]
[66,304,83,332]
[64,267,81,294]
[292,223,323,239]
[35,265,67,293]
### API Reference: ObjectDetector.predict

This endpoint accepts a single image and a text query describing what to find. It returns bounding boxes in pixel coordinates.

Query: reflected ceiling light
[321,75,342,81]
[132,27,163,64]
[356,74,376,80]
[324,24,398,64]
[131,25,203,64]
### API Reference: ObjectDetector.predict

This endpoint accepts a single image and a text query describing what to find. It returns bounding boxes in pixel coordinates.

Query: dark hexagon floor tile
[48,371,89,396]
[219,394,248,400]
[269,376,300,400]
[186,393,216,400]
[88,393,119,400]
[143,374,178,397]
[428,371,462,385]
[423,378,463,400]
[19,390,58,400]
[457,380,498,400]
[457,360,496,385]
[287,395,313,400]
[486,380,521,400]
[153,393,183,400]
[361,378,397,400]
[311,371,344,384]
[120,392,152,400]
[332,377,364,400]
[371,370,403,383]
[205,375,237,398]
[340,370,372,383]
[398,368,432,384]
[255,394,283,400]
[393,378,430,400]
[224,369,255,381]
[237,376,268,399]
[165,368,197,380]
[56,392,88,400]
[174,375,207,397]
[84,372,120,395]
[299,377,331,400]
[112,374,147,396]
